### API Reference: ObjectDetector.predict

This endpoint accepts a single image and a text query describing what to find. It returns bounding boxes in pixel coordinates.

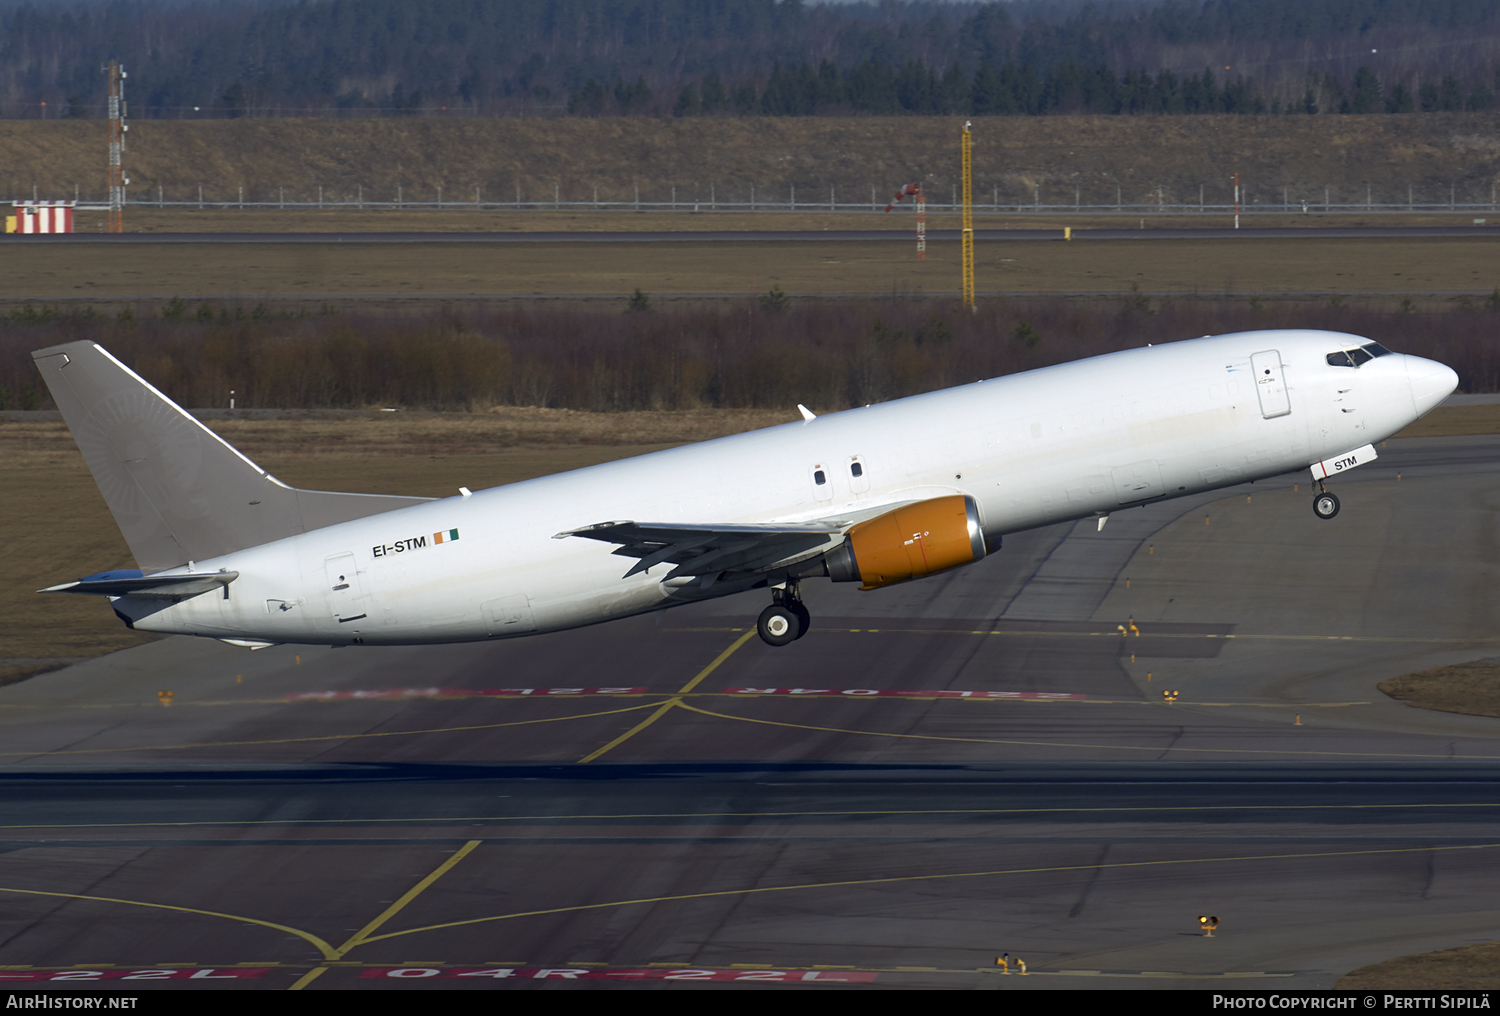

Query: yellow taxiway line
[578,629,756,763]
[677,701,1500,760]
[356,841,1500,945]
[289,839,482,990]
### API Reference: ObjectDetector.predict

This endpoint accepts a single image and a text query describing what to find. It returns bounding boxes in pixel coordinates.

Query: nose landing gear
[1313,481,1341,520]
[757,581,811,647]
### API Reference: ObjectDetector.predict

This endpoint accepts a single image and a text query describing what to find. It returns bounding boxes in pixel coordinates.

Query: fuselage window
[1326,351,1354,368]
[850,462,863,478]
[1362,342,1393,358]
[814,469,827,485]
[1348,346,1373,366]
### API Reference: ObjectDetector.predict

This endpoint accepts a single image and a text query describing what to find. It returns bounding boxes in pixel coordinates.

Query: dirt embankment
[3,114,1500,212]
[1339,941,1500,990]
[1378,659,1500,718]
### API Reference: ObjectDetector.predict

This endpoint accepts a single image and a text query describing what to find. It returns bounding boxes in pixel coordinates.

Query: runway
[2,435,1499,989]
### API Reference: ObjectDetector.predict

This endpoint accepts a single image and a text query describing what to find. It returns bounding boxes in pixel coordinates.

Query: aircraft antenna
[961,121,975,310]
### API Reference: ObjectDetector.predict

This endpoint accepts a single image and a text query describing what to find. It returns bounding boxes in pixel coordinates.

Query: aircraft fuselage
[101,329,1457,646]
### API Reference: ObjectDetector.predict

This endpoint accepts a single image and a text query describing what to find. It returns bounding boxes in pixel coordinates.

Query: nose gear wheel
[1313,482,1340,520]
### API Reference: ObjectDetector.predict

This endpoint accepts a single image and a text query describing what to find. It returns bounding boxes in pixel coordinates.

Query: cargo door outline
[324,552,368,623]
[484,594,537,635]
[809,463,834,502]
[1111,460,1166,504]
[1251,350,1291,419]
[848,455,870,495]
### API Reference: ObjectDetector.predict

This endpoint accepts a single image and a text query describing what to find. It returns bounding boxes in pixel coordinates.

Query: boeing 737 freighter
[33,331,1456,648]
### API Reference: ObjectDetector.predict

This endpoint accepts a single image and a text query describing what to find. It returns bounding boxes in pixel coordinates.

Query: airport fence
[99,199,1500,217]
[79,180,1500,217]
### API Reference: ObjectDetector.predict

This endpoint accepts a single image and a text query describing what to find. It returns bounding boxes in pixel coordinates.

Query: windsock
[884,183,921,212]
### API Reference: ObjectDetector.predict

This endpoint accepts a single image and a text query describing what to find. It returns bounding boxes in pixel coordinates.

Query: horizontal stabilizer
[31,341,433,573]
[40,568,238,599]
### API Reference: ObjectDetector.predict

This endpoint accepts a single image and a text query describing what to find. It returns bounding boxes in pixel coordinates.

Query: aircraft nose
[1406,355,1459,417]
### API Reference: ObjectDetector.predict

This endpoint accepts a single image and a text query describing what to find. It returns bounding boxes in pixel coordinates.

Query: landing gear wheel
[1313,491,1341,520]
[757,604,802,647]
[789,602,811,640]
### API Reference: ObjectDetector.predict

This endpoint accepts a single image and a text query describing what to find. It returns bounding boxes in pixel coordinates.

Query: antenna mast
[961,121,974,310]
[106,61,125,234]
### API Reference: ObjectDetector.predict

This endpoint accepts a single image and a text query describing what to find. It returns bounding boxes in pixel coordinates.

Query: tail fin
[32,341,431,573]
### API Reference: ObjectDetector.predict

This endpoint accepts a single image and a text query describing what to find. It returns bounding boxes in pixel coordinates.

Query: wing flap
[557,520,846,580]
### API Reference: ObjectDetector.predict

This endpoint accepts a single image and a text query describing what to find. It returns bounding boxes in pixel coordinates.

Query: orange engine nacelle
[825,495,988,590]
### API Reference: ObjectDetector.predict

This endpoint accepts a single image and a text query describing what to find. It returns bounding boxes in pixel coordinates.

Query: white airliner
[33,331,1456,648]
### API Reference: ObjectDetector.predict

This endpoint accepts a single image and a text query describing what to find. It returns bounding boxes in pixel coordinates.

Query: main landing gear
[757,581,811,647]
[1312,481,1341,520]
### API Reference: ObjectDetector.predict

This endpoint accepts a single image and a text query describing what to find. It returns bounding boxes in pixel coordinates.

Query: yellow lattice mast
[961,120,974,310]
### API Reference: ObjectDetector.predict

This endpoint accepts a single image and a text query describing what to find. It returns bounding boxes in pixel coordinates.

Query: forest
[1,0,1498,119]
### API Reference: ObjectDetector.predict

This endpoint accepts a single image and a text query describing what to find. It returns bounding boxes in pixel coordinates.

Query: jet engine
[824,494,989,589]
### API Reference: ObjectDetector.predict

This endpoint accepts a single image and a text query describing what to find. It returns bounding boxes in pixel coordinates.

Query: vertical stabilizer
[32,341,431,573]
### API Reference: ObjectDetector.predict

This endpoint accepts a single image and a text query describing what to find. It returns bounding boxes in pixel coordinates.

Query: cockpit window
[1328,342,1393,367]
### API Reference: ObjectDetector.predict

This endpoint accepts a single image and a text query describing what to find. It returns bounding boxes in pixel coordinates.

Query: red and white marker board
[13,201,75,234]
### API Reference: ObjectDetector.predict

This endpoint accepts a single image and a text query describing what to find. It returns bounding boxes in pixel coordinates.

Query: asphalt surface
[6,225,1500,244]
[2,434,1499,990]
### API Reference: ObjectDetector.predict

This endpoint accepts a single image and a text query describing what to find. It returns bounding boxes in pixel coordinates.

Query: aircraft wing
[557,520,847,581]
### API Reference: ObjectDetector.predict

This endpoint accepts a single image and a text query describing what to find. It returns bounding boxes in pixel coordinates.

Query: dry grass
[1392,403,1500,438]
[1377,659,1500,719]
[5,115,1500,214]
[4,235,1497,300]
[75,208,1500,235]
[1339,942,1500,989]
[212,406,794,456]
[0,408,792,685]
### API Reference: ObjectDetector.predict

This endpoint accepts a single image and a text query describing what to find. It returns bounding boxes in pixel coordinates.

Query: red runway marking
[0,969,270,981]
[361,967,877,982]
[283,687,649,701]
[723,688,1087,699]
